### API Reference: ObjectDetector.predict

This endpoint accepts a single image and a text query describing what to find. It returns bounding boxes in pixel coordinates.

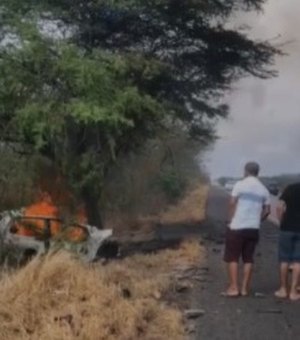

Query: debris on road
[175,281,192,293]
[184,309,206,319]
[185,323,196,334]
[254,292,266,298]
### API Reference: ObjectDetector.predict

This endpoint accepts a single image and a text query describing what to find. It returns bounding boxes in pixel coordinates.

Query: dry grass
[0,240,203,340]
[160,184,209,225]
[108,216,157,243]
[111,184,209,243]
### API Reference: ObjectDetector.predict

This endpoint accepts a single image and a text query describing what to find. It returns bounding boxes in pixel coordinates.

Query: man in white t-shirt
[222,162,271,297]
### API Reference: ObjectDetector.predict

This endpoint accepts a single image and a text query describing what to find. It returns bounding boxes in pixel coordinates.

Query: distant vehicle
[224,179,237,192]
[266,183,279,196]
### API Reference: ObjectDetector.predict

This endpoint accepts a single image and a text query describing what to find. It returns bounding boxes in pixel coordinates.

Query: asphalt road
[192,186,300,340]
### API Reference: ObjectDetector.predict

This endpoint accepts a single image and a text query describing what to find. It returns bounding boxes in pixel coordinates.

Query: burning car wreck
[0,208,118,263]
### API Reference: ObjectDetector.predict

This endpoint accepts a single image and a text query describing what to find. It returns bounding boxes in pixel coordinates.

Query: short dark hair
[245,162,260,176]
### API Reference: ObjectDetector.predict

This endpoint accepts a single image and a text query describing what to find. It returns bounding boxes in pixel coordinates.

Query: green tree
[0,32,165,227]
[0,0,281,227]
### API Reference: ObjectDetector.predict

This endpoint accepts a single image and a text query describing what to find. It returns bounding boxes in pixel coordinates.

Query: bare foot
[274,288,288,299]
[241,290,249,297]
[289,292,300,301]
[221,288,240,297]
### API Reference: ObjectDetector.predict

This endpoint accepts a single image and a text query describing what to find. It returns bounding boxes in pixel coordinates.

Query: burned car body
[0,209,114,262]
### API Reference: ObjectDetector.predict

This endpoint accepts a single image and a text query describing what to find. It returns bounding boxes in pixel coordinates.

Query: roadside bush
[158,169,187,202]
[0,148,35,211]
[102,134,208,229]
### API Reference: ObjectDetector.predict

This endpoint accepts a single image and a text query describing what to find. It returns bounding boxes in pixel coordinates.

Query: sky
[206,0,300,179]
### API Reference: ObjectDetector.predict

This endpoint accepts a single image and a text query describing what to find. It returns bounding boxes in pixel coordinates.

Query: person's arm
[229,196,238,222]
[261,204,271,221]
[276,200,286,223]
[228,182,240,223]
[261,191,271,222]
[276,186,289,223]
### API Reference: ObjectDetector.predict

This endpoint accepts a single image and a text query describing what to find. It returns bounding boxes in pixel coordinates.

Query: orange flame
[14,192,88,243]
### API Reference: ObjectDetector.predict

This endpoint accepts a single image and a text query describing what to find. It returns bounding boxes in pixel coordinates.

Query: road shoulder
[191,187,300,340]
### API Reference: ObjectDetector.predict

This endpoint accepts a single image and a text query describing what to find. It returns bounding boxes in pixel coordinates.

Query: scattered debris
[185,323,196,334]
[254,292,266,298]
[199,266,210,272]
[175,281,192,293]
[175,265,197,273]
[184,309,206,319]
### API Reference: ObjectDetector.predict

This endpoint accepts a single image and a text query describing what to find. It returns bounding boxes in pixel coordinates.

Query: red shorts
[224,228,259,263]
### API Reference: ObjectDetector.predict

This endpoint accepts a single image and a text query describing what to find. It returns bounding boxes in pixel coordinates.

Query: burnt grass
[120,221,205,258]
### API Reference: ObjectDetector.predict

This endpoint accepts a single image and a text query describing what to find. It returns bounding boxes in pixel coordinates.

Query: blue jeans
[278,231,300,263]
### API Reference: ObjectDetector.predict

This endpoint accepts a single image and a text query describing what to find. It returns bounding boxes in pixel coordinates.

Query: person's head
[244,162,260,177]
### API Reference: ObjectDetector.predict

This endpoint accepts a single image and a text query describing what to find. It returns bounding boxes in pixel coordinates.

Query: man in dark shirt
[275,182,300,301]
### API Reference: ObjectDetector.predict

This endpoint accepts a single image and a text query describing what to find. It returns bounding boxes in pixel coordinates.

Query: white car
[0,209,116,262]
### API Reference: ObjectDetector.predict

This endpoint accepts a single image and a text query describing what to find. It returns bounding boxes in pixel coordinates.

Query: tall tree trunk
[81,187,103,229]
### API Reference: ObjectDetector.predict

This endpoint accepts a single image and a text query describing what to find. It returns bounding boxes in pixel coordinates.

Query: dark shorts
[224,228,259,264]
[278,231,300,263]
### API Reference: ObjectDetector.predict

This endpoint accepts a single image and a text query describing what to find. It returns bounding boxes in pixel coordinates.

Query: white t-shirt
[230,176,270,230]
